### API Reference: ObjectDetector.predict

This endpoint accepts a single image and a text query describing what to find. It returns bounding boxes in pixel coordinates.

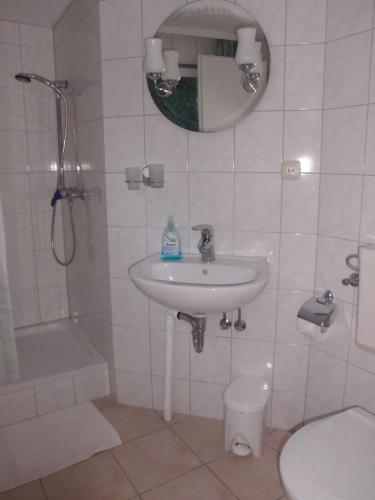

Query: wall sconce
[235,27,262,93]
[125,164,165,190]
[144,38,180,98]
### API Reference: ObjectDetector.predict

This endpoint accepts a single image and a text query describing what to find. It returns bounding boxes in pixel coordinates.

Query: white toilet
[280,407,375,500]
[223,375,270,457]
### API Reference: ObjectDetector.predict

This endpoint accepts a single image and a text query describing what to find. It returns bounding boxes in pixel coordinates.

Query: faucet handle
[192,224,214,236]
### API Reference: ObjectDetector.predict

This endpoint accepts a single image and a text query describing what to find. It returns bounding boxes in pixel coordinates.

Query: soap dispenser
[161,215,182,260]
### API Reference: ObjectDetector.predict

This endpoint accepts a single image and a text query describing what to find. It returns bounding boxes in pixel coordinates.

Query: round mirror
[145,0,270,133]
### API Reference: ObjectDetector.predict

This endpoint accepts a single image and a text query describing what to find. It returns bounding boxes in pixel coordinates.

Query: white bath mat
[0,402,122,492]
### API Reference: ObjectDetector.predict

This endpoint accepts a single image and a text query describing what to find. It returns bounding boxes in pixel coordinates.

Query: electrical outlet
[282,160,301,180]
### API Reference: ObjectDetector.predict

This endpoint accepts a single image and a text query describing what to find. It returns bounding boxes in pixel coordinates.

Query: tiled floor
[0,399,289,500]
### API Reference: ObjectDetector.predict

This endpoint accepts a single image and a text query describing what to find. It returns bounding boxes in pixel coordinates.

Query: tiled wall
[100,0,326,427]
[0,19,68,328]
[306,0,375,420]
[54,0,115,383]
[52,0,375,428]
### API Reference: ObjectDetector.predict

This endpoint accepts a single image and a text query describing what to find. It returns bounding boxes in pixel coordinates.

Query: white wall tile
[74,367,110,403]
[235,173,281,232]
[304,397,332,421]
[235,111,283,172]
[102,58,143,117]
[319,174,362,240]
[116,370,153,408]
[285,45,324,110]
[109,227,147,277]
[152,376,190,414]
[20,24,53,48]
[147,172,188,228]
[0,20,19,44]
[21,46,55,81]
[0,88,25,132]
[271,391,305,430]
[234,289,277,342]
[100,0,142,59]
[231,338,274,385]
[344,364,375,413]
[111,278,149,328]
[284,110,322,174]
[286,0,326,44]
[0,43,21,88]
[189,128,234,172]
[0,131,27,172]
[146,115,188,172]
[322,106,367,174]
[279,234,316,291]
[274,343,309,394]
[234,231,280,289]
[324,32,371,108]
[151,330,189,379]
[190,381,225,420]
[113,326,151,374]
[35,378,75,415]
[307,347,346,409]
[190,337,231,384]
[326,0,373,41]
[104,117,144,171]
[0,389,36,427]
[237,0,286,46]
[106,173,146,227]
[189,173,234,230]
[281,174,319,234]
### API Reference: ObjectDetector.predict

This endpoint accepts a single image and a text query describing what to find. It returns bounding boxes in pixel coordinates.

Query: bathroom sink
[128,253,269,313]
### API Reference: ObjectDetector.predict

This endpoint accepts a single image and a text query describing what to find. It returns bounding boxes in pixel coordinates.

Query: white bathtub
[0,319,110,427]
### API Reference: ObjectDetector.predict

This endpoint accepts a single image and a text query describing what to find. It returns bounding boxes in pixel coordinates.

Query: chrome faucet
[192,224,215,262]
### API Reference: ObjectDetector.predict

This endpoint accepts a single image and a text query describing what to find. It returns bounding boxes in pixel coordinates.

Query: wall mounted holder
[342,253,359,287]
[297,290,336,330]
[125,164,164,190]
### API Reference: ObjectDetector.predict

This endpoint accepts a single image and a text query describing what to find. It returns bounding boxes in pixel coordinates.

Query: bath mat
[0,401,122,492]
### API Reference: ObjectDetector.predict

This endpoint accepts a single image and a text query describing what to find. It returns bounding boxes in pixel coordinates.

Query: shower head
[14,73,67,91]
[15,73,32,83]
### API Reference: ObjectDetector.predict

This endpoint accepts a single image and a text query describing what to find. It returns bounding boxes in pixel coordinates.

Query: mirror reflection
[145,0,270,133]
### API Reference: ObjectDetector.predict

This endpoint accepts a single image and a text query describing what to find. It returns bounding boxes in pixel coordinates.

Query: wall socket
[281,160,301,180]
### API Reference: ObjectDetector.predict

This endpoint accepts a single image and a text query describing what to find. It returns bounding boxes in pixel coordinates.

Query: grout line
[304,0,329,421]
[110,449,141,497]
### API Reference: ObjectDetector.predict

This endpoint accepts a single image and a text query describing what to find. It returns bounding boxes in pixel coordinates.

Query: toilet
[280,407,375,500]
[223,375,270,457]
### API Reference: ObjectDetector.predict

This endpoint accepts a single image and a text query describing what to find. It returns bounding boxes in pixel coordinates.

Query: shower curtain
[0,195,19,385]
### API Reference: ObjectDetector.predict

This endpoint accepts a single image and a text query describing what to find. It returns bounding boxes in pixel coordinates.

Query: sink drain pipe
[164,310,207,422]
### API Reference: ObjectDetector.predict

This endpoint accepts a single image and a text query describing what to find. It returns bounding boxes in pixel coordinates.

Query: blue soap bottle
[161,215,182,260]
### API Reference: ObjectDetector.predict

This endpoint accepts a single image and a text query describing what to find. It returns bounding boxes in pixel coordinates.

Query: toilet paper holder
[297,290,336,330]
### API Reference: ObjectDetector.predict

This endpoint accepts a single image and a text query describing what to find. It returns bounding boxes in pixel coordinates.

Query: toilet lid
[280,407,375,500]
[223,375,269,412]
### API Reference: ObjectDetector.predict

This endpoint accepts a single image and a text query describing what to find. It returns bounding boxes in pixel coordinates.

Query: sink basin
[128,253,269,314]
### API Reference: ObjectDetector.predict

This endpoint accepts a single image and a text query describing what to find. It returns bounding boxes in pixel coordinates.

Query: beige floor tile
[112,428,201,492]
[172,416,227,463]
[93,395,116,410]
[208,446,284,500]
[0,481,46,500]
[101,405,166,442]
[265,430,291,454]
[141,466,237,500]
[42,451,136,500]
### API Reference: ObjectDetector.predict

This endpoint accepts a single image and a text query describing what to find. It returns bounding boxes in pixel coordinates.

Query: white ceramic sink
[128,253,269,313]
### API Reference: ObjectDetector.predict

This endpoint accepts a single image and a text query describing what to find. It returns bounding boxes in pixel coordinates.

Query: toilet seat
[280,407,375,500]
